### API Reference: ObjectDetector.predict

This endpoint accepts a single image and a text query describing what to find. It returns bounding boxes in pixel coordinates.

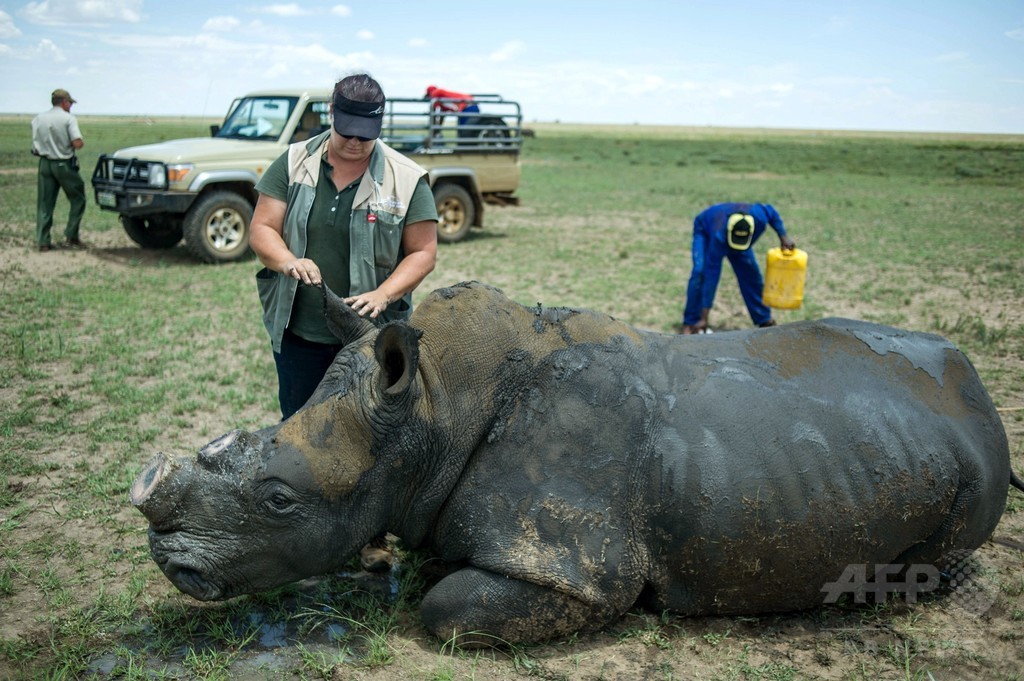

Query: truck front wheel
[121,215,183,249]
[434,183,476,244]
[183,191,253,263]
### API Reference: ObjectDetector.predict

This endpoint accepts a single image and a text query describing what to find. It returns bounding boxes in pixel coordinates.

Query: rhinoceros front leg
[420,566,598,645]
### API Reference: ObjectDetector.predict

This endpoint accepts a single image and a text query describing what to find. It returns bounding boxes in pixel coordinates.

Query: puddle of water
[257,619,288,648]
[84,565,400,677]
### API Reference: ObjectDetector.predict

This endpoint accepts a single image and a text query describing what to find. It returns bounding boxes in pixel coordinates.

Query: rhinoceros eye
[268,493,292,510]
[260,484,298,515]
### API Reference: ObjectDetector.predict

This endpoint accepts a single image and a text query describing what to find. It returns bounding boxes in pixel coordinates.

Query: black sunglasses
[338,132,376,143]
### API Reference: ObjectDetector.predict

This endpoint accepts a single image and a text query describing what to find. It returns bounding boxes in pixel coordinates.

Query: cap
[332,94,384,140]
[52,88,76,104]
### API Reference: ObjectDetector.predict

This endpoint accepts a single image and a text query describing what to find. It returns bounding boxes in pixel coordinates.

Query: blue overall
[682,202,787,327]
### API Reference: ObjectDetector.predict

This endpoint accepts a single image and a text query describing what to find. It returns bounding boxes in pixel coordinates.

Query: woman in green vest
[251,73,438,420]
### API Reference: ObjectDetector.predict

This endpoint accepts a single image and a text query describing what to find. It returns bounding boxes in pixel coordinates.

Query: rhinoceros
[131,281,1021,644]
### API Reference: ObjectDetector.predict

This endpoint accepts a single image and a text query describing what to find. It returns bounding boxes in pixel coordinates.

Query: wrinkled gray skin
[131,281,1018,645]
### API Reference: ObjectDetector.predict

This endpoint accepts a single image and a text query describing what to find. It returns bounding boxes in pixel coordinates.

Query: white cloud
[259,4,310,17]
[408,37,428,48]
[21,0,143,25]
[250,41,376,77]
[1006,28,1024,41]
[0,10,21,38]
[356,29,374,40]
[275,42,348,66]
[35,37,65,61]
[203,16,240,32]
[331,5,352,18]
[489,40,523,62]
[266,61,290,78]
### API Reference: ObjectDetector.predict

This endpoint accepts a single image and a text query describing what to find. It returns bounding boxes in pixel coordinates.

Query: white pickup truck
[91,89,523,262]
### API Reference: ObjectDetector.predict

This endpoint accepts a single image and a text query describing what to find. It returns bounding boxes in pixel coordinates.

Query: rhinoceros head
[130,283,427,600]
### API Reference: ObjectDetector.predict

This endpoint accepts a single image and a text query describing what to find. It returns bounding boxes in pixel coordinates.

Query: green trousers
[36,156,86,246]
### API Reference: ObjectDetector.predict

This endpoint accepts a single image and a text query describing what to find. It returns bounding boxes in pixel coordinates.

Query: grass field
[1,115,1022,679]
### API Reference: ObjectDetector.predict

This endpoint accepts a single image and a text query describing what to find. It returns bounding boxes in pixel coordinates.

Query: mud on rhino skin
[131,280,1023,645]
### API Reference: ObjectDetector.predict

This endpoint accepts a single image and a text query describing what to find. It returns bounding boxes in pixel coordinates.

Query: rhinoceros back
[436,315,1009,617]
[644,318,1009,614]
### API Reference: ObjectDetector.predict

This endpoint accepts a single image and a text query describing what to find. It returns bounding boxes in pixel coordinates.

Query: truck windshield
[216,96,299,141]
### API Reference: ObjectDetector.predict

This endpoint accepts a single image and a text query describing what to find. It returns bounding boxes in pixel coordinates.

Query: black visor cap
[332,95,384,140]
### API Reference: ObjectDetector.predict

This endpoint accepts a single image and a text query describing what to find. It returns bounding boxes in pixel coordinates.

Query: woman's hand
[344,289,392,318]
[282,258,321,286]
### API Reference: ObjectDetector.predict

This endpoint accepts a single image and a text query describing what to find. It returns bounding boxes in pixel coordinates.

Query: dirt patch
[10,226,198,274]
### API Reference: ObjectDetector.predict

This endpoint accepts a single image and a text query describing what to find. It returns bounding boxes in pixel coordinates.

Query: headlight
[147,163,166,187]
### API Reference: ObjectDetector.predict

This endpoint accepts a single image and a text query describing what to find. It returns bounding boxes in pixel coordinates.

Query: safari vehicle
[91,89,523,263]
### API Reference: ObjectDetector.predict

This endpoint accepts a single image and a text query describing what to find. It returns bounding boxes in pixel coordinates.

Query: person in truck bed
[424,85,480,135]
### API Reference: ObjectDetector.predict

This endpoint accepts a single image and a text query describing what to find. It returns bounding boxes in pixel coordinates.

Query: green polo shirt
[257,148,437,344]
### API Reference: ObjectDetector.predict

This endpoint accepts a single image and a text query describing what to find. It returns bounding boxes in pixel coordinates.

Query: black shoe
[758,320,777,328]
[64,237,86,249]
[38,243,54,252]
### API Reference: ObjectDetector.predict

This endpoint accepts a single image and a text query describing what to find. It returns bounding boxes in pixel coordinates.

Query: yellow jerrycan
[763,247,808,309]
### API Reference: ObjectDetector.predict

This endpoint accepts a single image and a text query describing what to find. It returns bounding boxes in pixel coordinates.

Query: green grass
[0,115,1022,679]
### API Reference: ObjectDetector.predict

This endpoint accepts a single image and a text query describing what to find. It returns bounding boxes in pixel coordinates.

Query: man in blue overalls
[681,202,796,334]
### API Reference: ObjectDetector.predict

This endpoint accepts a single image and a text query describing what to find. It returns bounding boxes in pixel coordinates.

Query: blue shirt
[694,203,787,245]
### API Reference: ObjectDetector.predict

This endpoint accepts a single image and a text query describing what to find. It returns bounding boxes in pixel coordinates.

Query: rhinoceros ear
[319,282,376,346]
[374,323,422,396]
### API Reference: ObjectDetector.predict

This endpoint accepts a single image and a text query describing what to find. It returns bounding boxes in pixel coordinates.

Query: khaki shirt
[31,106,82,160]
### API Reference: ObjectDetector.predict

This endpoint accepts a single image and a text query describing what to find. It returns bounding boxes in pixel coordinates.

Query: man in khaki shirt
[31,88,86,251]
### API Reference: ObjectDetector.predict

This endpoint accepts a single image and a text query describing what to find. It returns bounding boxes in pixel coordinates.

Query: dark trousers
[36,156,85,246]
[273,329,342,420]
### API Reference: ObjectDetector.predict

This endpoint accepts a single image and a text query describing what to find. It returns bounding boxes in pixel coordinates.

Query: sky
[1,0,1022,134]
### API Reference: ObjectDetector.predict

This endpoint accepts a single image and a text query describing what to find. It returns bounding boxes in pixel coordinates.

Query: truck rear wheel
[183,191,253,263]
[476,117,510,141]
[434,183,476,244]
[121,216,183,249]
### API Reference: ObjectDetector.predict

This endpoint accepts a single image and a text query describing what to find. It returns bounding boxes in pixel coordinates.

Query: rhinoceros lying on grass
[131,281,1021,644]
